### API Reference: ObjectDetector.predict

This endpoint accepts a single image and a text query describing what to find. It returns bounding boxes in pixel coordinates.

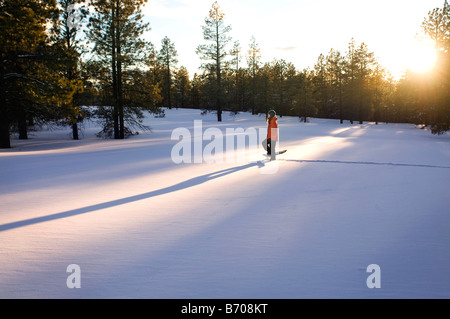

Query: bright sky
[142,0,444,79]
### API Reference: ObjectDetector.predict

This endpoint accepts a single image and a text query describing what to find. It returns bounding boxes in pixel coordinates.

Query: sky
[141,0,445,79]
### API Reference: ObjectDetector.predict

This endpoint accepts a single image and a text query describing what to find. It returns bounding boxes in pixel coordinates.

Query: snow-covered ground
[1,108,449,299]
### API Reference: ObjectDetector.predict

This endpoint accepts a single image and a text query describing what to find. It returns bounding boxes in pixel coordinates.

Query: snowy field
[1,108,449,299]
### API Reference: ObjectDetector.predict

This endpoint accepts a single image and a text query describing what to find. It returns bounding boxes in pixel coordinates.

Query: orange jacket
[267,116,278,141]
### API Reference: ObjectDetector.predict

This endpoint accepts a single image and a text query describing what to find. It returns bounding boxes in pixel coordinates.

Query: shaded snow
[0,109,449,298]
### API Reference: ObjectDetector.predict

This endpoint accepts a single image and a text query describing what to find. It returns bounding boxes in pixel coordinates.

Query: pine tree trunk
[116,3,124,139]
[18,108,28,140]
[251,76,256,115]
[0,124,10,148]
[339,82,343,124]
[0,99,10,147]
[167,65,172,109]
[111,4,119,139]
[0,55,10,148]
[216,22,222,122]
[117,57,124,139]
[72,122,79,140]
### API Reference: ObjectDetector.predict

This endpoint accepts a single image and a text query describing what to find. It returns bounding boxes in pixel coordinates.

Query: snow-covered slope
[1,109,449,298]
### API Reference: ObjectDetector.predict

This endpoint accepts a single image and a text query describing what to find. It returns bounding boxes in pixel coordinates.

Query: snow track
[279,158,450,169]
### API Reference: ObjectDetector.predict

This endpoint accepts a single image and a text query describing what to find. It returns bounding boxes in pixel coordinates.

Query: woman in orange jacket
[263,110,278,157]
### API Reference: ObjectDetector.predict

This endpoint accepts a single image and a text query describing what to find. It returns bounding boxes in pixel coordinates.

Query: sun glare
[406,40,438,73]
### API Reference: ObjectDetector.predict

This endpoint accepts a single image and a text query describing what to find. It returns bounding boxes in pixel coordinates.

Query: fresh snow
[0,108,449,299]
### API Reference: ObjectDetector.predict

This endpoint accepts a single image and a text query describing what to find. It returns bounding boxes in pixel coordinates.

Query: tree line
[192,1,450,135]
[1,0,449,148]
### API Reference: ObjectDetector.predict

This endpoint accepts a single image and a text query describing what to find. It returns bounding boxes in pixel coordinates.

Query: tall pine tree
[88,0,150,138]
[421,0,450,134]
[158,36,178,109]
[247,36,261,115]
[196,1,232,122]
[51,0,87,140]
[0,0,62,147]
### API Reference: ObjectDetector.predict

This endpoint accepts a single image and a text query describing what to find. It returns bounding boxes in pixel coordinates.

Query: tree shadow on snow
[0,161,265,232]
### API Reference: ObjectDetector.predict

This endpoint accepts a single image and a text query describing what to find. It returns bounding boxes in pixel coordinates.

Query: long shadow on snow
[0,161,264,232]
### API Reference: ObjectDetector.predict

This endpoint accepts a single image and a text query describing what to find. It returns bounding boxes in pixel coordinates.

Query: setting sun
[406,40,438,73]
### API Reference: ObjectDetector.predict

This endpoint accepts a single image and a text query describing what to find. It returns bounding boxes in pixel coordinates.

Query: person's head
[268,110,276,119]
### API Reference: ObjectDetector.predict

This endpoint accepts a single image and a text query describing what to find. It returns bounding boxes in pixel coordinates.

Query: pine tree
[422,0,449,51]
[258,62,274,115]
[326,49,345,123]
[370,64,393,125]
[158,36,178,109]
[343,38,358,124]
[355,42,375,124]
[173,66,191,108]
[295,68,314,122]
[284,62,298,116]
[88,0,150,139]
[0,0,61,148]
[190,73,203,109]
[271,59,287,117]
[420,0,450,134]
[247,36,261,115]
[51,0,88,140]
[230,40,241,113]
[196,1,232,122]
[312,54,329,118]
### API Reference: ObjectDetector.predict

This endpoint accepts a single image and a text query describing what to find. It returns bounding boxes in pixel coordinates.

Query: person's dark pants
[263,138,276,159]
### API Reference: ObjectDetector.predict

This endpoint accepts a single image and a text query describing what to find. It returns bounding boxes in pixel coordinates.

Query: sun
[406,39,438,73]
